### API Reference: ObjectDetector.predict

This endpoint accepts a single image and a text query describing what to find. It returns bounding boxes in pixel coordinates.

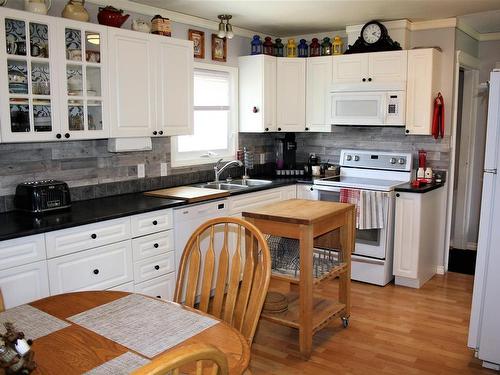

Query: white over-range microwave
[327,83,406,126]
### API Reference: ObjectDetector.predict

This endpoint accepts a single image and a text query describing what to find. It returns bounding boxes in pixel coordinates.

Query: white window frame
[171,62,238,168]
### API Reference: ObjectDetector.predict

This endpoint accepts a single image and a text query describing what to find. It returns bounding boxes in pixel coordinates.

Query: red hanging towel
[432,92,445,139]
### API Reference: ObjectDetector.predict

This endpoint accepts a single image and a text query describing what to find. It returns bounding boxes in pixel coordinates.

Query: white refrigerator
[468,70,500,370]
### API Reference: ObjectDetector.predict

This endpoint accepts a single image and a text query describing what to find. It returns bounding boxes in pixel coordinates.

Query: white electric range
[313,149,413,285]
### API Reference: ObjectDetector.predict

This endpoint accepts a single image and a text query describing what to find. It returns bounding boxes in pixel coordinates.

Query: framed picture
[211,34,227,62]
[188,29,205,59]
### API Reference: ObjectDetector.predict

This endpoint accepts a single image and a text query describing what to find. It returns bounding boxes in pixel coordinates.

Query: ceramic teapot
[97,6,129,28]
[24,0,51,15]
[131,19,151,33]
[62,0,89,22]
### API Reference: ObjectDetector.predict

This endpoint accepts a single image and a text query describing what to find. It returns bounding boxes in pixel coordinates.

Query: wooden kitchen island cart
[242,199,355,358]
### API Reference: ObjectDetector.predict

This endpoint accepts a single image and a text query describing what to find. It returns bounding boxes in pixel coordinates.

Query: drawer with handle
[131,230,174,261]
[131,209,173,237]
[47,240,133,294]
[133,252,175,284]
[46,217,131,258]
[134,273,175,301]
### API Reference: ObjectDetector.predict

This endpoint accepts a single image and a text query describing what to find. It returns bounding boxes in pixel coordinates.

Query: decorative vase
[132,19,151,33]
[151,15,171,36]
[333,35,343,55]
[62,0,89,22]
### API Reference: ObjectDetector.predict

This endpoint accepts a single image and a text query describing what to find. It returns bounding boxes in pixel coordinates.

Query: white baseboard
[436,266,445,275]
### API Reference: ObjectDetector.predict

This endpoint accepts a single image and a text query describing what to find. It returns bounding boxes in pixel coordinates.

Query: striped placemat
[0,304,70,340]
[84,352,149,375]
[68,294,218,358]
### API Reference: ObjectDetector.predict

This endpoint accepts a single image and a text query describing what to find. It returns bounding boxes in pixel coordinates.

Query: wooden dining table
[3,291,250,374]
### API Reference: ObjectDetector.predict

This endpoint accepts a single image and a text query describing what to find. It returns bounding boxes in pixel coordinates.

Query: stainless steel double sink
[193,179,273,191]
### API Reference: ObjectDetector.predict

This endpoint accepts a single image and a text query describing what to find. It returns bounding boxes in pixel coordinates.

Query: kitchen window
[171,63,238,167]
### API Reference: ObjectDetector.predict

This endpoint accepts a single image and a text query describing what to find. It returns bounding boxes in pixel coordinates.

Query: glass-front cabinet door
[0,10,61,142]
[59,21,108,139]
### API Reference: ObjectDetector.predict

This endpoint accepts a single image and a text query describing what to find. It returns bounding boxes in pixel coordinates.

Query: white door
[368,51,407,83]
[58,21,109,140]
[306,56,332,132]
[108,28,155,137]
[276,57,305,132]
[0,10,62,142]
[331,54,368,84]
[393,192,419,278]
[0,261,50,309]
[156,37,193,136]
[263,55,277,132]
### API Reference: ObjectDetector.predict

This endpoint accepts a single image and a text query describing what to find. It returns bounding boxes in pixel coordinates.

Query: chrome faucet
[214,158,243,182]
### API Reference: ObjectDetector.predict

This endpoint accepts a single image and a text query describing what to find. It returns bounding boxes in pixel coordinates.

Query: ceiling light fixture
[217,15,234,39]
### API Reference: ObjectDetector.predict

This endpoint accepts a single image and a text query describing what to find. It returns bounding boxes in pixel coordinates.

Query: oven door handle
[313,185,341,193]
[352,254,385,265]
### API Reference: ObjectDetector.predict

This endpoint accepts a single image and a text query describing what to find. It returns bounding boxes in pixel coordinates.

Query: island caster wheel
[341,317,349,328]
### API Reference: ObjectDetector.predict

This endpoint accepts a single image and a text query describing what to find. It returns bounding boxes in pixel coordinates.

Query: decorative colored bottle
[321,37,332,56]
[263,36,273,56]
[274,38,284,57]
[298,39,308,58]
[251,35,263,55]
[333,35,343,55]
[309,37,320,57]
[286,38,297,57]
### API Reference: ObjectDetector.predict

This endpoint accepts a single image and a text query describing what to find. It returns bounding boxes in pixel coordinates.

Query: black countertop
[0,177,306,242]
[395,181,445,194]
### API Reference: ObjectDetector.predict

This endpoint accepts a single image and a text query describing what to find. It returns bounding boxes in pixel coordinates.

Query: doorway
[446,52,484,275]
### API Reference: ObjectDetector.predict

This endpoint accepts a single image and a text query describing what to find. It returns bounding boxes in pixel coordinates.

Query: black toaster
[15,180,71,213]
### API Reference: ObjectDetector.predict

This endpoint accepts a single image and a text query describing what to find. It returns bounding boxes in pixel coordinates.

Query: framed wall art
[211,34,227,62]
[188,29,205,59]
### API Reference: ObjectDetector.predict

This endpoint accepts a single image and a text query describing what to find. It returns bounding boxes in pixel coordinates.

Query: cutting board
[144,186,229,203]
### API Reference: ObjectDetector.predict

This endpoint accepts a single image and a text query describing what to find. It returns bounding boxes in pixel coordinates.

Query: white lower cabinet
[393,187,446,288]
[133,251,175,284]
[47,240,133,294]
[0,234,46,271]
[109,281,135,293]
[0,261,50,309]
[296,184,318,200]
[134,273,176,301]
[228,185,296,215]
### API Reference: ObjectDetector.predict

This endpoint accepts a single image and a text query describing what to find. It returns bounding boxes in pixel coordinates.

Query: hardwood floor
[250,272,496,374]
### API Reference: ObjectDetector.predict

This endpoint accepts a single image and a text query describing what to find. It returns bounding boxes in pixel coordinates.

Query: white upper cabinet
[58,20,109,140]
[108,28,156,138]
[108,29,193,138]
[0,9,61,142]
[276,57,306,132]
[332,51,407,85]
[405,48,441,135]
[239,55,276,133]
[156,37,193,136]
[306,56,332,132]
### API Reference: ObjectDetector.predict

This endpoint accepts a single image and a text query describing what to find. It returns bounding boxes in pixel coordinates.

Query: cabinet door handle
[252,106,259,113]
[93,269,99,275]
[56,133,61,139]
[64,133,70,138]
[91,233,97,239]
[153,131,157,135]
[310,187,314,191]
[362,78,366,82]
[154,265,160,270]
[368,78,372,82]
[278,127,282,131]
[158,130,163,135]
[265,127,269,131]
[396,193,400,197]
[305,127,309,131]
[154,243,159,248]
[152,220,158,225]
[405,129,410,134]
[156,295,161,299]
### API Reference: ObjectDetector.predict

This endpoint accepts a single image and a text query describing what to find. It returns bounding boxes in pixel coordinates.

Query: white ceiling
[459,9,500,33]
[131,0,500,36]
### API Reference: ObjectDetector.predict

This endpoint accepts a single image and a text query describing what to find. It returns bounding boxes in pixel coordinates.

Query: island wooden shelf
[243,199,355,358]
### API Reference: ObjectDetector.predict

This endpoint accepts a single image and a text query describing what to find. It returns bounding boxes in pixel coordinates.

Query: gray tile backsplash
[0,127,449,213]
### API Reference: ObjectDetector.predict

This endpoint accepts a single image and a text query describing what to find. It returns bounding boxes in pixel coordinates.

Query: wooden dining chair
[132,343,228,375]
[0,289,5,312]
[174,217,271,345]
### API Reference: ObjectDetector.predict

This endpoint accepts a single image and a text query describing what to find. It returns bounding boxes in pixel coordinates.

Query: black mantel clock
[344,20,402,54]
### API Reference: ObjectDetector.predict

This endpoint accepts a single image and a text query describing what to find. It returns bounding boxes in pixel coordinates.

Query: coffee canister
[151,14,171,36]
